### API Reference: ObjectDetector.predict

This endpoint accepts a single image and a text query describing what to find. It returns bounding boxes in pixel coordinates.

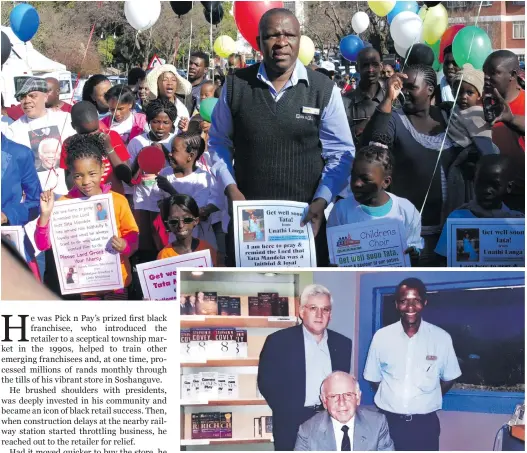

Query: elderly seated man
[295,372,394,451]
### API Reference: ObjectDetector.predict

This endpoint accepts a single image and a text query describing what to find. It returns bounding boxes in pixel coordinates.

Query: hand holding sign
[111,236,127,253]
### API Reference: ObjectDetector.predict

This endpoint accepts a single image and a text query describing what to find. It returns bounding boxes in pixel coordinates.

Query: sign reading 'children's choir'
[327,219,410,267]
[137,250,212,301]
[49,194,123,295]
[233,201,317,267]
[446,218,525,267]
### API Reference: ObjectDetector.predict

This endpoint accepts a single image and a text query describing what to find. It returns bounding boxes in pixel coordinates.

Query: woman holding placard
[35,134,139,300]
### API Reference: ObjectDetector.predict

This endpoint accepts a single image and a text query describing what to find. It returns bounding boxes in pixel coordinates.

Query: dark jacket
[257,324,352,451]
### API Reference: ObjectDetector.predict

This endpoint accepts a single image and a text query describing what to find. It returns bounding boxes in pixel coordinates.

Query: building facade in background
[446,1,525,62]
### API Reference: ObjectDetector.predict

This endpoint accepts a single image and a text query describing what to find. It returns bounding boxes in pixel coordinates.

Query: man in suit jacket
[258,284,352,451]
[295,372,394,451]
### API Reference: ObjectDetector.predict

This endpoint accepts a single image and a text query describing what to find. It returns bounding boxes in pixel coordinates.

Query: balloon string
[44,18,97,192]
[210,7,213,80]
[187,4,193,81]
[419,0,484,217]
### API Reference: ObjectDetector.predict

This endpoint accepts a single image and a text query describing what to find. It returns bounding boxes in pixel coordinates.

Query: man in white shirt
[7,77,75,196]
[295,372,394,451]
[364,277,462,451]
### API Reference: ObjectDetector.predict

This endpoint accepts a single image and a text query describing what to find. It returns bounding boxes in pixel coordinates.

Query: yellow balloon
[422,4,449,44]
[368,0,396,17]
[298,35,315,66]
[214,35,236,58]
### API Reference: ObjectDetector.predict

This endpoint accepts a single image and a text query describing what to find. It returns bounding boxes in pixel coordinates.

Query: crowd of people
[1,7,524,299]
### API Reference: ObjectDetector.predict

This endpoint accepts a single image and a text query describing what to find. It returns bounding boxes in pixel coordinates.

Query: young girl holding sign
[127,98,177,263]
[36,134,139,300]
[327,139,423,265]
[153,131,224,250]
[157,194,218,266]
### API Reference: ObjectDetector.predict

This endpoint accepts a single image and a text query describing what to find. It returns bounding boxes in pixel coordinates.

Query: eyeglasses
[397,298,423,305]
[326,392,357,402]
[167,217,195,226]
[305,305,331,315]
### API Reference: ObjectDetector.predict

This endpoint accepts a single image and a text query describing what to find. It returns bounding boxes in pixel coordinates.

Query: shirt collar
[302,324,328,345]
[331,414,355,432]
[397,318,426,338]
[349,79,385,104]
[257,60,309,87]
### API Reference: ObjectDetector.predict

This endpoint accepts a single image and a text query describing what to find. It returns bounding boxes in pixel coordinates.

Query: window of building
[381,286,525,392]
[513,22,525,39]
[481,1,492,5]
[445,1,468,7]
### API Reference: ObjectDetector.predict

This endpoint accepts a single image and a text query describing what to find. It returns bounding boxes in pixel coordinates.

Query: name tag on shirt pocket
[302,106,320,115]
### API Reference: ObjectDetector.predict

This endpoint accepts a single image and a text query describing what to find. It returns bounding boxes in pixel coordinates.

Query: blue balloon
[339,35,364,62]
[10,3,40,42]
[387,1,419,24]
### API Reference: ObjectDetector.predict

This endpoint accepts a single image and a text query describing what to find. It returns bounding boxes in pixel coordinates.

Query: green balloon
[452,25,492,70]
[200,97,218,123]
[429,39,441,72]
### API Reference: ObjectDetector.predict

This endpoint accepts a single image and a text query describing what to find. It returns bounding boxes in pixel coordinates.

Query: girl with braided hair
[35,133,139,300]
[152,131,224,254]
[361,64,466,267]
[328,135,423,266]
[125,98,178,270]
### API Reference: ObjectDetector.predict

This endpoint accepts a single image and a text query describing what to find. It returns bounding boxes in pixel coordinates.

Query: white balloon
[390,11,422,51]
[352,11,370,34]
[124,0,161,31]
[394,41,408,57]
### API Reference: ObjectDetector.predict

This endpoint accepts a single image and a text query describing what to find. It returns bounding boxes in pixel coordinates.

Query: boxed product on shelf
[181,373,193,399]
[200,372,219,399]
[190,412,233,440]
[210,327,237,358]
[229,297,241,315]
[217,296,230,316]
[226,374,239,399]
[220,412,233,438]
[180,329,191,358]
[253,416,273,439]
[182,373,240,401]
[200,412,221,439]
[196,291,218,315]
[257,292,276,316]
[191,413,201,439]
[277,296,290,316]
[235,328,248,357]
[248,296,260,316]
[190,327,212,360]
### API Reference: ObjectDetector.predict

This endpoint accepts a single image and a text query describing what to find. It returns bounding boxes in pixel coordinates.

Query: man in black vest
[208,8,355,266]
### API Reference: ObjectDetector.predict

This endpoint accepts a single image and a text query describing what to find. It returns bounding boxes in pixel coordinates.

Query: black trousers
[381,410,440,451]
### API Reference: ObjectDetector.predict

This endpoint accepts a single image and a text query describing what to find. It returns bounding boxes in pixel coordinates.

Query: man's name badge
[302,106,320,115]
[426,355,437,361]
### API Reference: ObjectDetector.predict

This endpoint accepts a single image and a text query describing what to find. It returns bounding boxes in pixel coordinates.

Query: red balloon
[439,24,465,63]
[234,1,284,50]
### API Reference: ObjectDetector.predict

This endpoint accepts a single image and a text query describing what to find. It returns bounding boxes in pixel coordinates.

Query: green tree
[97,36,116,67]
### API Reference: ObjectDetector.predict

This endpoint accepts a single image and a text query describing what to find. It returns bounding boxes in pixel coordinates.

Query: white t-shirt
[175,97,190,127]
[126,132,175,210]
[7,109,76,195]
[152,167,224,248]
[1,114,13,135]
[108,113,135,144]
[327,192,424,250]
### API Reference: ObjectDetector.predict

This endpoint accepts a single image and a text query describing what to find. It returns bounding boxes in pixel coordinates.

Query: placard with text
[233,201,317,267]
[1,226,25,256]
[327,219,410,267]
[137,250,212,301]
[49,194,123,295]
[446,218,524,267]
